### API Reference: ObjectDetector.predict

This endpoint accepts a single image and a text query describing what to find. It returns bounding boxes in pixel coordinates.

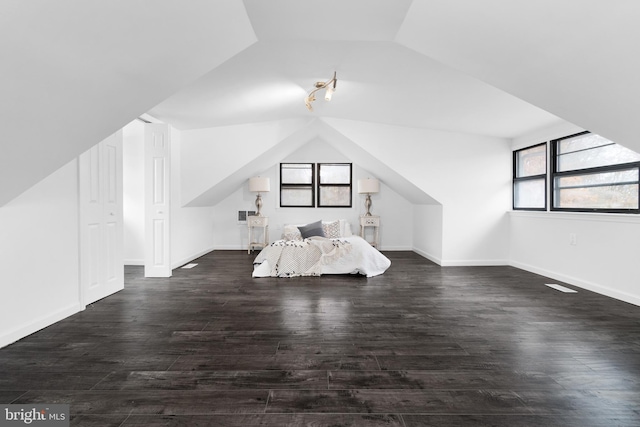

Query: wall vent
[545,284,577,293]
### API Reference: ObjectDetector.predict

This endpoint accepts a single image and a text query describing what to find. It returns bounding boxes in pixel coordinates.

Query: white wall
[413,204,443,263]
[510,121,640,306]
[170,127,215,268]
[0,159,82,348]
[510,211,640,306]
[184,118,510,263]
[123,120,145,265]
[210,140,415,250]
[324,118,512,265]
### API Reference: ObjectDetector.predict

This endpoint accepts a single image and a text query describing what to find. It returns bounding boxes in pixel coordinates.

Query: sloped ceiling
[0,0,256,207]
[396,0,640,153]
[149,40,559,138]
[183,120,318,207]
[3,1,639,207]
[185,119,438,207]
[149,1,562,137]
[152,0,640,208]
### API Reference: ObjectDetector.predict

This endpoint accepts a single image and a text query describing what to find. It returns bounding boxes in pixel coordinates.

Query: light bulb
[324,86,334,101]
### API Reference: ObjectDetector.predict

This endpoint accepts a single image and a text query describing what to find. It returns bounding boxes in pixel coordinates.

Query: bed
[252,219,391,278]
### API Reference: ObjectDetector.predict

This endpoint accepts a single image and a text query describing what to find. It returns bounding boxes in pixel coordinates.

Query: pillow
[339,219,353,237]
[282,224,303,241]
[283,220,352,239]
[298,220,325,239]
[322,220,341,239]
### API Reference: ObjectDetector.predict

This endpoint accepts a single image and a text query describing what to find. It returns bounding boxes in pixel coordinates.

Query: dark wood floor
[1,251,640,426]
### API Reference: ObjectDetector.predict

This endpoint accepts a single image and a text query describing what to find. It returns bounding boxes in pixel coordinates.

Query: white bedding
[252,235,391,278]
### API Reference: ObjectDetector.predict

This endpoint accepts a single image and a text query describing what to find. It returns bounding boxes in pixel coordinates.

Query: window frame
[279,162,353,208]
[279,162,315,208]
[512,142,547,211]
[550,131,640,214]
[317,163,353,208]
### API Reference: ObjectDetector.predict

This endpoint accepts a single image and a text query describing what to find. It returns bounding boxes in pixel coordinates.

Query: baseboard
[0,302,83,349]
[171,246,215,269]
[440,259,509,267]
[124,259,144,266]
[213,245,245,251]
[412,247,443,265]
[411,248,507,267]
[379,246,413,251]
[510,260,640,307]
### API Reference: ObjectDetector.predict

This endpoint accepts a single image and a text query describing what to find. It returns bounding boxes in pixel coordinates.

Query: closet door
[144,124,171,277]
[79,131,124,305]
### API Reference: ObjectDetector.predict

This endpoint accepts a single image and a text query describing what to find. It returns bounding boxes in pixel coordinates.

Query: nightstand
[247,216,269,253]
[359,215,380,248]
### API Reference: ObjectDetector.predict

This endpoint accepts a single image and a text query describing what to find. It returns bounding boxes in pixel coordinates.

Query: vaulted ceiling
[149,0,561,137]
[2,0,639,207]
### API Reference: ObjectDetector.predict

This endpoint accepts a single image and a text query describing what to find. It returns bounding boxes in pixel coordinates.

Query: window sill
[509,210,640,224]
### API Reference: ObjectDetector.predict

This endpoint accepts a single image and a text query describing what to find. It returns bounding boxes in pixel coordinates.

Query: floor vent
[181,263,198,269]
[545,283,577,293]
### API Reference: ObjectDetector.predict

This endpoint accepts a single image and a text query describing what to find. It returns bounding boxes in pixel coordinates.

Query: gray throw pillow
[298,220,325,239]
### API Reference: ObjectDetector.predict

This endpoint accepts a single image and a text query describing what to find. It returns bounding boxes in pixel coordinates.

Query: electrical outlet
[569,233,577,246]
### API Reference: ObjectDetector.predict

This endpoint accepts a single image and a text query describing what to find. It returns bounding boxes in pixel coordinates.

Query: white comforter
[252,235,391,278]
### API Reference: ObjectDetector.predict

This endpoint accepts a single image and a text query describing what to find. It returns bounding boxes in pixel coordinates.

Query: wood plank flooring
[2,250,640,426]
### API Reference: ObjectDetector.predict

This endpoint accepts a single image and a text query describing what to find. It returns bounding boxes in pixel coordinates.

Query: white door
[144,124,171,277]
[79,131,124,305]
[102,134,123,293]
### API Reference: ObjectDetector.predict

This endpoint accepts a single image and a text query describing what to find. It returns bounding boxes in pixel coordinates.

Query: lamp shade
[357,178,380,194]
[249,177,270,192]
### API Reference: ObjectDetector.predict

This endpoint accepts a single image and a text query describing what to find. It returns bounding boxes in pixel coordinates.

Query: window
[318,163,352,207]
[280,163,314,207]
[279,163,352,208]
[513,143,547,210]
[551,132,640,213]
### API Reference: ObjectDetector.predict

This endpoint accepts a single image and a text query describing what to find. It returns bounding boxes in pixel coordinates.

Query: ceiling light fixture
[305,71,337,111]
